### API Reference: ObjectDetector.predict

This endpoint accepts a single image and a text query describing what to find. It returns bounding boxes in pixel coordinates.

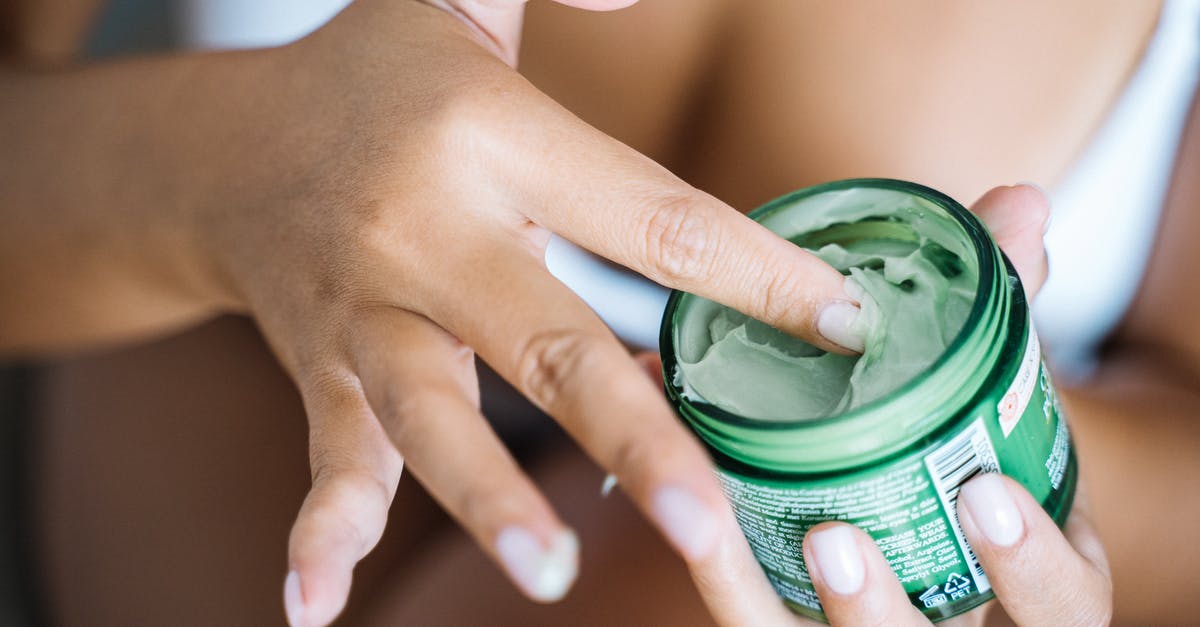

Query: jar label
[998,326,1041,438]
[922,418,1000,597]
[716,351,1073,621]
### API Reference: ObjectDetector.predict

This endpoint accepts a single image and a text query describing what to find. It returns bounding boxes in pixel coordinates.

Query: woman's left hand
[798,185,1111,626]
[638,185,1112,626]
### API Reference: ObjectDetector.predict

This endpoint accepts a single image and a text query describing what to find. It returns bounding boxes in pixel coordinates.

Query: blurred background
[3,1,1198,625]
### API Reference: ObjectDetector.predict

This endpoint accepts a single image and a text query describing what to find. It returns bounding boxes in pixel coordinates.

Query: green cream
[676,188,980,421]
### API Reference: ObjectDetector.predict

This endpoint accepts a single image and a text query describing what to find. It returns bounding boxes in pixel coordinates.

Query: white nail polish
[652,485,721,561]
[843,277,866,301]
[496,527,579,603]
[600,473,618,497]
[817,301,865,353]
[808,526,865,595]
[961,473,1025,547]
[284,570,306,627]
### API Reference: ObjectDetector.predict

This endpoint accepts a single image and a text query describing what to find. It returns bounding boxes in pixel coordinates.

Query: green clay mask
[660,180,1075,623]
[675,187,980,421]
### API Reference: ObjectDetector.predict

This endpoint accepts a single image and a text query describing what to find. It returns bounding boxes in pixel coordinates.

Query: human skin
[7,0,1180,619]
[653,186,1115,627]
[677,188,980,420]
[522,1,1195,624]
[2,1,868,625]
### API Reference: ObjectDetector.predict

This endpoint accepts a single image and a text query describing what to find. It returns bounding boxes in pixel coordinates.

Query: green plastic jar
[659,179,1076,622]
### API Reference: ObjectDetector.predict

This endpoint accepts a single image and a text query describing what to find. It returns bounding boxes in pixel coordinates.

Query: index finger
[498,98,864,354]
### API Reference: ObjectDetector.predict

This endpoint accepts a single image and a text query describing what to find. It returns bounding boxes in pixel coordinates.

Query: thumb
[970,184,1051,299]
[423,0,638,67]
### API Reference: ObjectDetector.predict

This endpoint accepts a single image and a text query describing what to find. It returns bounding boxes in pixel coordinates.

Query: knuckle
[294,467,394,560]
[1060,584,1113,627]
[300,366,362,410]
[455,475,515,532]
[693,568,732,592]
[343,468,397,510]
[308,447,351,483]
[609,432,666,482]
[456,483,492,530]
[374,389,425,434]
[515,329,605,412]
[758,262,808,327]
[430,87,485,143]
[423,80,514,160]
[640,192,720,284]
[690,565,743,603]
[302,504,371,559]
[373,391,442,459]
[309,468,395,530]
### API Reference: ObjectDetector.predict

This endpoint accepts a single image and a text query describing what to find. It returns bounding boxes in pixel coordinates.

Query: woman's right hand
[184,2,860,624]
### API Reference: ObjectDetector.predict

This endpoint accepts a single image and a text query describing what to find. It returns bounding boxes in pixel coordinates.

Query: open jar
[659,179,1075,622]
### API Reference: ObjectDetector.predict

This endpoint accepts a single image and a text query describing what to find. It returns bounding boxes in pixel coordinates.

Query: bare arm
[0,49,271,354]
[0,0,246,353]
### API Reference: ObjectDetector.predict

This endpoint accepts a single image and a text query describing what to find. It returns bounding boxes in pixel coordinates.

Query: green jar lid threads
[659,179,1077,622]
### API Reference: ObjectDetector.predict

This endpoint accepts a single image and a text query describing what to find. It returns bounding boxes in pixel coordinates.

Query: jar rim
[659,178,1000,433]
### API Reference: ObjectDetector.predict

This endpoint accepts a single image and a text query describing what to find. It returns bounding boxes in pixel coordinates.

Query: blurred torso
[521,0,1159,209]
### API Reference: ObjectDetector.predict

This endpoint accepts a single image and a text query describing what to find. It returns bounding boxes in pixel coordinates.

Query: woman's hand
[177,1,863,625]
[802,476,1111,627]
[641,186,1112,626]
[798,187,1113,627]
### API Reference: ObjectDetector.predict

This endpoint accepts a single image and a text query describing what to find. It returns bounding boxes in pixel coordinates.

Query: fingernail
[1014,180,1047,197]
[284,570,306,627]
[808,526,865,595]
[817,301,865,353]
[600,473,618,497]
[496,527,579,602]
[1014,181,1053,235]
[960,473,1025,547]
[651,485,721,561]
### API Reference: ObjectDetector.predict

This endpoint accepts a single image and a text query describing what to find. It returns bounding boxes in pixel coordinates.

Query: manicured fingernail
[496,527,579,602]
[600,473,618,497]
[817,301,865,353]
[808,526,865,595]
[652,485,721,561]
[961,473,1025,547]
[284,570,305,627]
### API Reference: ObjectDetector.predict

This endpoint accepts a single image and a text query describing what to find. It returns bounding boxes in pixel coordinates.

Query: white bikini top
[1036,0,1200,379]
[179,0,353,49]
[183,0,1200,380]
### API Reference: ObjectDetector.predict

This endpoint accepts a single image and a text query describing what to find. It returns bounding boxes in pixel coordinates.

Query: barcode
[924,419,1001,593]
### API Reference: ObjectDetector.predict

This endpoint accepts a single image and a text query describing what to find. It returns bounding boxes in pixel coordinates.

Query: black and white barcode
[924,419,1001,593]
